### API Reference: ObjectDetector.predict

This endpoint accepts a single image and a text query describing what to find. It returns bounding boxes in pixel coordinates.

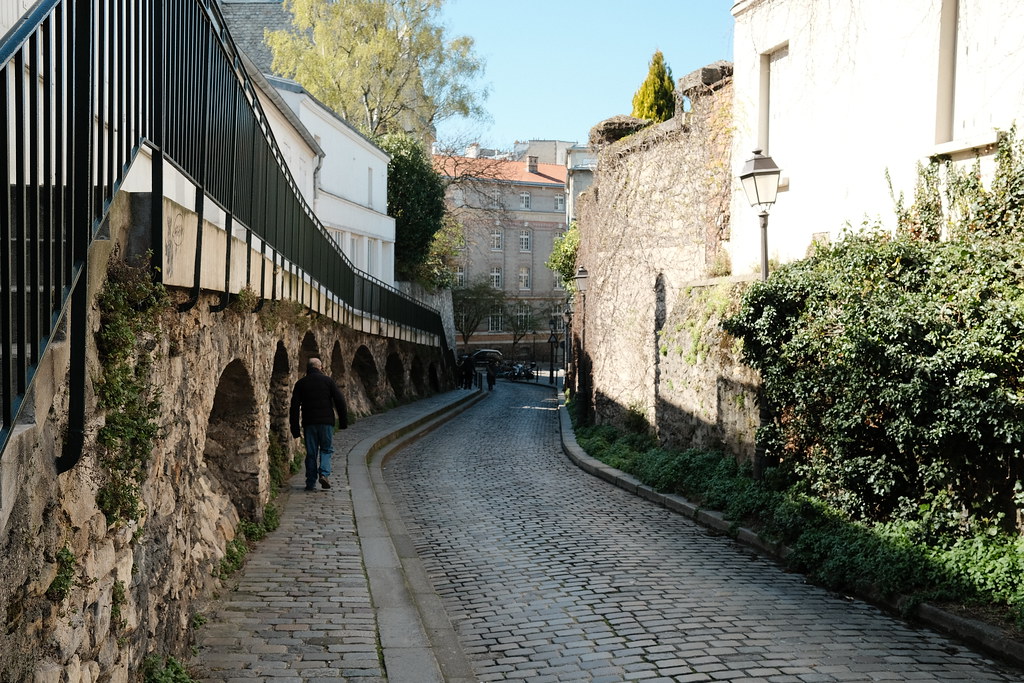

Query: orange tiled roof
[433,155,566,186]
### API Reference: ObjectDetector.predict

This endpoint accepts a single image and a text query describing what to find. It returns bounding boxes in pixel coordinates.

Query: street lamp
[738,149,782,280]
[573,266,590,424]
[547,317,557,385]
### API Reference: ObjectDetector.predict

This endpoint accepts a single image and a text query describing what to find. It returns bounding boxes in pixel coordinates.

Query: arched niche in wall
[203,359,262,520]
[410,355,426,396]
[331,340,346,388]
[268,341,292,489]
[299,331,320,370]
[385,352,405,401]
[269,342,290,442]
[428,361,441,393]
[352,345,380,409]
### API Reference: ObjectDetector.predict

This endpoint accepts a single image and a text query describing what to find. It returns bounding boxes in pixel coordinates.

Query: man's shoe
[304,485,316,491]
[319,475,331,490]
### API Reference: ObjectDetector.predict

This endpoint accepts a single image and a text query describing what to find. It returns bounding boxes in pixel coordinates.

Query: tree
[378,133,447,280]
[546,221,580,290]
[266,0,487,140]
[631,50,675,123]
[417,213,465,291]
[452,279,505,351]
[504,299,537,359]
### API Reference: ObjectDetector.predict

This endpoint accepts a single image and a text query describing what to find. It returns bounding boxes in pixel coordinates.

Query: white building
[728,0,1024,273]
[240,59,396,286]
[269,77,395,285]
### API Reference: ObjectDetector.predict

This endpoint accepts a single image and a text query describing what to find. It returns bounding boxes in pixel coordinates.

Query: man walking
[290,357,348,491]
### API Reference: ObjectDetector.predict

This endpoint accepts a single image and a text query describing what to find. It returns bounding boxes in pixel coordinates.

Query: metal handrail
[0,0,450,463]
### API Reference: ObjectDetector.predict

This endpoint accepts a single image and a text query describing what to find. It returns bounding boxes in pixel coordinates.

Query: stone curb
[349,388,486,683]
[555,398,1024,671]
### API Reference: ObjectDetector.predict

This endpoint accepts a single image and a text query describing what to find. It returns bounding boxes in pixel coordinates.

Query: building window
[518,266,531,290]
[516,302,532,327]
[520,192,531,209]
[490,189,501,208]
[490,267,502,289]
[490,228,503,251]
[553,271,564,290]
[489,308,503,332]
[455,265,466,287]
[519,229,531,252]
[554,194,565,211]
[759,43,790,156]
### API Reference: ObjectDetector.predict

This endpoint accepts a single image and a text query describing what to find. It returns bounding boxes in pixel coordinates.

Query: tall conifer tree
[631,50,675,122]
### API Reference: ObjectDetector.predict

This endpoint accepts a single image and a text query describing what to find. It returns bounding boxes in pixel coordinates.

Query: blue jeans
[303,423,334,487]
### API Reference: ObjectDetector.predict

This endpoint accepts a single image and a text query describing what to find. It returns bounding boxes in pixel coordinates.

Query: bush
[574,422,1024,627]
[722,230,1024,536]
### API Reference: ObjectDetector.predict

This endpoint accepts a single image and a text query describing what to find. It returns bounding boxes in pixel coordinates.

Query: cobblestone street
[383,382,1022,682]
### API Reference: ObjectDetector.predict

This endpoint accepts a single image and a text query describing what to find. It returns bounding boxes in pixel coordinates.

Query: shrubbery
[723,130,1024,541]
[570,129,1024,628]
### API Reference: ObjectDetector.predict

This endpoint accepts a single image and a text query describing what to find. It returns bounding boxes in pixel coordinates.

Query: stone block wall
[0,194,450,682]
[576,73,762,462]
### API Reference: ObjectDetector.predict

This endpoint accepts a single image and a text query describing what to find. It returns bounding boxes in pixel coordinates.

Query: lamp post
[739,150,782,480]
[547,317,557,385]
[562,300,574,392]
[574,266,590,424]
[738,150,781,280]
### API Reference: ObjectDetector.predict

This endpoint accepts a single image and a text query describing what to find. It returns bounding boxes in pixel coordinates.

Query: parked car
[470,349,503,366]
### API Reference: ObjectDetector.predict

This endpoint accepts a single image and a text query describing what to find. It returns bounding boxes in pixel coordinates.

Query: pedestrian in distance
[290,357,348,491]
[486,360,496,391]
[462,356,476,389]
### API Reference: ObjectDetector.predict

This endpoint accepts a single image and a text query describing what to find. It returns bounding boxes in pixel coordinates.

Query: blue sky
[436,1,736,151]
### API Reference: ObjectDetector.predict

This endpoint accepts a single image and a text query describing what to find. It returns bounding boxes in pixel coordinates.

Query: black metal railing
[0,0,449,463]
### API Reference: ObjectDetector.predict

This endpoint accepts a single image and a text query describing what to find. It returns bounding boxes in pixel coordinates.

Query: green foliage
[417,213,466,290]
[631,50,675,123]
[267,0,486,140]
[378,133,448,281]
[110,580,127,632]
[546,222,580,291]
[141,655,196,683]
[217,537,249,578]
[721,128,1024,559]
[573,422,1024,627]
[216,512,280,578]
[46,547,76,602]
[95,256,168,525]
[723,230,1024,535]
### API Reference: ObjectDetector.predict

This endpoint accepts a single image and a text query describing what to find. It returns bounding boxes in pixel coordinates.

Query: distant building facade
[436,149,569,359]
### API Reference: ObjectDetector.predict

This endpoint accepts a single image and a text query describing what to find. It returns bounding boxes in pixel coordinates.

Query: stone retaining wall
[0,194,449,682]
[576,71,761,461]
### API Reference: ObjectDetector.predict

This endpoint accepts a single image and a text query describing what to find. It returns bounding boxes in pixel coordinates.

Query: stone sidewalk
[191,388,484,683]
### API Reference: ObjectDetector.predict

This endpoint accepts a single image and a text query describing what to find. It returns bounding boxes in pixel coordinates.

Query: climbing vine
[94,255,169,524]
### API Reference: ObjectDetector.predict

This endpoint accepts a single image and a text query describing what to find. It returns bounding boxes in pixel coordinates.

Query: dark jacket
[290,368,347,437]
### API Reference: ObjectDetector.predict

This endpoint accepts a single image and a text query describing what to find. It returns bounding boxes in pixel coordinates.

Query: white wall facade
[729,0,1024,274]
[266,80,397,286]
[566,145,596,226]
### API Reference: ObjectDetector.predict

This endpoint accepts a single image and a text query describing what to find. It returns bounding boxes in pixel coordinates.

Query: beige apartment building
[435,149,568,361]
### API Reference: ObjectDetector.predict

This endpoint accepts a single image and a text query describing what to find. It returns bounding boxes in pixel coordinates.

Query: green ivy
[95,256,169,524]
[45,546,76,602]
[141,655,196,683]
[573,422,1024,627]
